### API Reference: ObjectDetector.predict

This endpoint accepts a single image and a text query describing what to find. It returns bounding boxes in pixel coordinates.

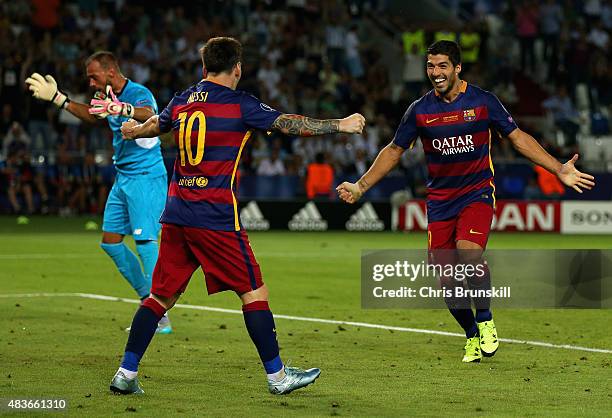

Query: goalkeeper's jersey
[157,80,282,231]
[106,79,166,177]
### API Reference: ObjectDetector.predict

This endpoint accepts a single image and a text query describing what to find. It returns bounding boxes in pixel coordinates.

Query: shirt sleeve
[133,87,156,112]
[392,101,419,149]
[240,93,282,131]
[158,96,175,133]
[486,92,518,137]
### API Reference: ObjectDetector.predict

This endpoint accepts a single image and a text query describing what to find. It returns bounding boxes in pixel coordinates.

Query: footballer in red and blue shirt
[110,37,365,395]
[337,40,594,363]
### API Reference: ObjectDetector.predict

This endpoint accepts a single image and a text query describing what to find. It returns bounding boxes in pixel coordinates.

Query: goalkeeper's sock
[100,242,149,298]
[242,301,284,381]
[135,240,158,292]
[120,298,166,373]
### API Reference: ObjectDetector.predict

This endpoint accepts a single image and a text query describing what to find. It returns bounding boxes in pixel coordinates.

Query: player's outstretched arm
[337,142,405,204]
[121,115,162,140]
[25,73,100,124]
[271,113,365,136]
[507,128,595,193]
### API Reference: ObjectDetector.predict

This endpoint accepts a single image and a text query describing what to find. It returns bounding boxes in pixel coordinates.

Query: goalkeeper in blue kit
[26,52,171,334]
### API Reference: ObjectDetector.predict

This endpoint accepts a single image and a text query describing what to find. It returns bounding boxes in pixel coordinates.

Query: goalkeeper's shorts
[102,172,167,240]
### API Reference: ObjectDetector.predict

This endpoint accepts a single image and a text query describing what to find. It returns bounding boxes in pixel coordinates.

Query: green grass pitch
[1,217,611,417]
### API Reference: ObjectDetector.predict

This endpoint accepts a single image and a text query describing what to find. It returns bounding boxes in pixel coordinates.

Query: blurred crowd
[0,0,610,214]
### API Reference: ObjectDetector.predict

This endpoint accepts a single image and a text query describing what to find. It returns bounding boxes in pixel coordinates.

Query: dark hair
[200,37,242,74]
[427,40,461,66]
[85,51,120,70]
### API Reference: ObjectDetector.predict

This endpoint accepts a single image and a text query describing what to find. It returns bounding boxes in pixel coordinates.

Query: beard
[430,74,456,95]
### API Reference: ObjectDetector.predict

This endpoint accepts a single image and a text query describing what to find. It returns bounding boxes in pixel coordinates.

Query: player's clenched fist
[336,181,364,204]
[121,119,140,140]
[339,113,366,134]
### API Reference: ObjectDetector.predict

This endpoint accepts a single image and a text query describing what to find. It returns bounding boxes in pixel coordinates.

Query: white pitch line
[0,254,98,260]
[1,292,611,354]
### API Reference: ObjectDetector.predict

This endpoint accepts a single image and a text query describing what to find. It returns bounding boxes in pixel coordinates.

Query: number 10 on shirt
[177,111,206,166]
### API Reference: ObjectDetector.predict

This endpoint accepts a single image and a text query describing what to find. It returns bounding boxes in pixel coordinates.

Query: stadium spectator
[257,149,286,176]
[402,43,426,101]
[3,122,31,158]
[345,25,364,78]
[587,18,610,50]
[535,165,566,197]
[539,0,563,78]
[542,85,581,146]
[325,19,347,73]
[0,104,14,139]
[1,123,49,214]
[458,23,481,75]
[79,151,108,215]
[516,0,539,74]
[31,0,60,33]
[257,60,281,100]
[401,23,426,55]
[306,152,334,199]
[434,28,457,43]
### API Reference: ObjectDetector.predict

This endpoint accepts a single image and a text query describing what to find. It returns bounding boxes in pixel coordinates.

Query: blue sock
[469,264,492,323]
[449,308,479,338]
[101,242,149,298]
[476,309,493,322]
[442,278,478,338]
[120,298,166,372]
[136,240,158,293]
[242,301,283,375]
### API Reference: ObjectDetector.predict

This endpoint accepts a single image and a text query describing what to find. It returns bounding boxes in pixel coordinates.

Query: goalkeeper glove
[25,73,70,109]
[88,85,135,119]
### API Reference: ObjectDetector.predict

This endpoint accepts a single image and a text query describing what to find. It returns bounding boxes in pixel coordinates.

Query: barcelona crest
[463,109,476,122]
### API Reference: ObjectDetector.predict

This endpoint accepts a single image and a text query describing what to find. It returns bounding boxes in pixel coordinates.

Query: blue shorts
[102,173,167,240]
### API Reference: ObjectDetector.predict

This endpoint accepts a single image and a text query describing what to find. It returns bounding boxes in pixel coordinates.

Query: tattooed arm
[271,113,365,136]
[337,142,406,204]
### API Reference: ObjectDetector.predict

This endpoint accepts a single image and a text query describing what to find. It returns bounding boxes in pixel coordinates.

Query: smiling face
[426,53,461,96]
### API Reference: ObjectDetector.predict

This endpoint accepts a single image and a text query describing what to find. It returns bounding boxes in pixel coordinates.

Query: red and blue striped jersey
[158,80,282,231]
[393,81,518,222]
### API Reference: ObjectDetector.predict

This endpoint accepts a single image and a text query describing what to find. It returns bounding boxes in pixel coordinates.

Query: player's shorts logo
[463,109,477,122]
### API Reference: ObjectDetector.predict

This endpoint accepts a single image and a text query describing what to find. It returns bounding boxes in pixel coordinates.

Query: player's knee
[151,293,179,311]
[102,232,123,244]
[239,284,269,305]
[456,244,483,265]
